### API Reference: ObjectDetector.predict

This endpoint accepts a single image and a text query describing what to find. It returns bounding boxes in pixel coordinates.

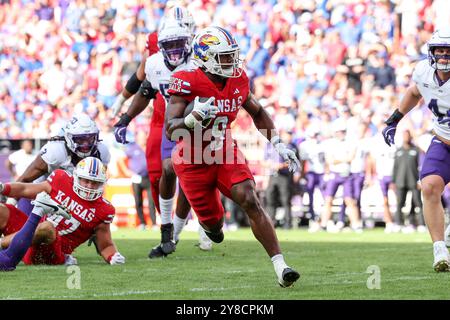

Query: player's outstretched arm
[0,181,51,200]
[95,223,125,265]
[243,93,300,172]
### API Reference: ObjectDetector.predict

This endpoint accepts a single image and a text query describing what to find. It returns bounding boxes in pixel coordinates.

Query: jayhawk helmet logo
[193,34,220,61]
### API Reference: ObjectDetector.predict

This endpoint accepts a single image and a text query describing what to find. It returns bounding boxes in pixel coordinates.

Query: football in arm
[183,97,214,128]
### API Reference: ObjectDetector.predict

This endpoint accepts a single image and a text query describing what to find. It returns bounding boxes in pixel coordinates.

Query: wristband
[184,113,197,129]
[385,109,404,126]
[115,113,132,127]
[107,253,114,262]
[2,183,11,197]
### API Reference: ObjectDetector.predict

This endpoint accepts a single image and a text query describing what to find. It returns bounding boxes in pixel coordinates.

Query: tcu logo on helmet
[193,34,220,62]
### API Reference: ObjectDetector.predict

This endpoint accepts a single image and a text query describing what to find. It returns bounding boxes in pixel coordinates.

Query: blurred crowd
[1,0,449,230]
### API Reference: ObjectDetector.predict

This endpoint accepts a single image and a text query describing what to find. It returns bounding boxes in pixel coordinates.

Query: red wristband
[2,183,11,197]
[107,253,114,262]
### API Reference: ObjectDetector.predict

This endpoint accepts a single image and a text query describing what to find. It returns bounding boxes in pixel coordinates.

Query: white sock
[271,254,288,278]
[159,196,174,225]
[433,241,447,252]
[31,206,45,217]
[173,215,187,242]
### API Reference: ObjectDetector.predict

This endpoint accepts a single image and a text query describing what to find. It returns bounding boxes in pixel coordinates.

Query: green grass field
[1,227,449,300]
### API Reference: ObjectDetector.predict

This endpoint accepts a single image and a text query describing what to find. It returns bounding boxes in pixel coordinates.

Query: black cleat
[204,229,224,243]
[160,223,176,254]
[278,267,300,288]
[148,245,168,259]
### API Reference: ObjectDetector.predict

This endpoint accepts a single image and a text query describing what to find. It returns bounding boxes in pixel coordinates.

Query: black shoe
[278,267,300,288]
[204,229,224,243]
[160,223,176,254]
[148,244,168,259]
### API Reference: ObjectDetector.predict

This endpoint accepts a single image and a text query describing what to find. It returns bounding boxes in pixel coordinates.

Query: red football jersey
[167,68,250,160]
[46,169,115,254]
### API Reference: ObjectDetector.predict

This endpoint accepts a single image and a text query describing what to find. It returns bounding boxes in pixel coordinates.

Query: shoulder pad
[412,59,429,83]
[40,141,69,166]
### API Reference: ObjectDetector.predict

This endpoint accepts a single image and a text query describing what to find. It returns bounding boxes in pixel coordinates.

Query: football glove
[109,252,126,265]
[31,192,71,219]
[113,113,132,144]
[184,96,219,129]
[271,137,300,173]
[382,109,404,147]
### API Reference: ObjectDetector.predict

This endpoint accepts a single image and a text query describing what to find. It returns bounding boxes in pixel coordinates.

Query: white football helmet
[427,27,450,72]
[162,5,195,36]
[158,20,192,67]
[192,26,243,78]
[64,114,99,158]
[73,157,107,201]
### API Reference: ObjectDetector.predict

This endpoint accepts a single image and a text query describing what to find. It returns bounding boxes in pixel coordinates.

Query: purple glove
[382,124,396,146]
[382,109,404,147]
[113,113,132,144]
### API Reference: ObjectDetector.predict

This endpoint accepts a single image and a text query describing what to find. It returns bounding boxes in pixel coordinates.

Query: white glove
[111,95,127,117]
[184,96,219,128]
[109,252,126,265]
[271,137,300,173]
[5,198,17,206]
[31,192,71,219]
[64,254,78,266]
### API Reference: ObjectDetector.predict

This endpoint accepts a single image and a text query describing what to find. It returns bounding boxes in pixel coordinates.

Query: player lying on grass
[0,157,125,270]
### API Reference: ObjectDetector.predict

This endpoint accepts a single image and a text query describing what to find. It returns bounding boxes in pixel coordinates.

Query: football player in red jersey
[0,157,125,270]
[113,10,209,258]
[165,26,300,287]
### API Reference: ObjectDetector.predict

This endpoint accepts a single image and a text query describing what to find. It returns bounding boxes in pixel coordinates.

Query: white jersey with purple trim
[324,138,355,176]
[299,139,326,174]
[350,138,371,174]
[144,52,196,104]
[412,59,450,140]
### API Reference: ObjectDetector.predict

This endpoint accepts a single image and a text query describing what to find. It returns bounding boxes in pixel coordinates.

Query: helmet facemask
[211,49,243,78]
[159,36,191,67]
[73,157,107,201]
[69,133,99,158]
[428,46,450,72]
